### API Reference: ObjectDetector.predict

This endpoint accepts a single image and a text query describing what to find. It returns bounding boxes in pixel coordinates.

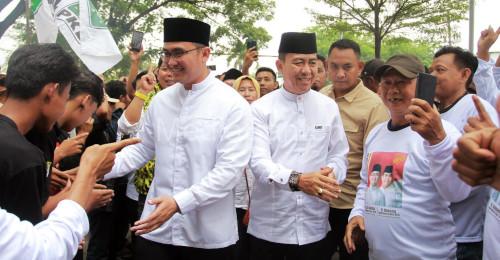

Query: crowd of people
[0,17,499,260]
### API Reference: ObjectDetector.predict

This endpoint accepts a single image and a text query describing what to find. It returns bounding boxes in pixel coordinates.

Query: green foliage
[10,0,275,79]
[96,0,275,78]
[312,0,468,58]
[309,25,437,66]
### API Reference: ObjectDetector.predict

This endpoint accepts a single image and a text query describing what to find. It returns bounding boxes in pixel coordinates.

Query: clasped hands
[297,167,341,202]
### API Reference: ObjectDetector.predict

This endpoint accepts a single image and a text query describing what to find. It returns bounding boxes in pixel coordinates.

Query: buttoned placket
[295,94,307,244]
[171,89,193,244]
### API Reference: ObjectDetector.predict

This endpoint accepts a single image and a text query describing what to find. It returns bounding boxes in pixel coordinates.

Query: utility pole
[339,1,343,39]
[24,0,31,43]
[468,0,474,52]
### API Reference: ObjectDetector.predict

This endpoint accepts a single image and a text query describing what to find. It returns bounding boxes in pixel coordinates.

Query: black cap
[278,32,317,54]
[164,18,210,46]
[362,59,385,78]
[223,68,243,81]
[372,164,381,173]
[375,54,425,81]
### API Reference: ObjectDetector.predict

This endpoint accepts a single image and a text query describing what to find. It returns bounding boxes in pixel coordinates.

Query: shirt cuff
[348,208,364,222]
[118,115,141,134]
[268,164,292,184]
[173,189,196,214]
[423,133,452,159]
[477,57,495,66]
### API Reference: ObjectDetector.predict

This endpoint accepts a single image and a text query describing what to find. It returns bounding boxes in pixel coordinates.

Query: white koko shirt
[248,87,349,245]
[484,190,500,260]
[440,94,498,243]
[350,120,470,259]
[104,72,253,249]
[0,200,88,260]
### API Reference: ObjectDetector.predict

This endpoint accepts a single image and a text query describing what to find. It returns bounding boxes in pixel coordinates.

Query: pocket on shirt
[344,121,363,150]
[344,121,362,137]
[309,124,330,143]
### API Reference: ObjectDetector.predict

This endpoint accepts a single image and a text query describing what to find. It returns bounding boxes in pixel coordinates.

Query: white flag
[32,0,122,74]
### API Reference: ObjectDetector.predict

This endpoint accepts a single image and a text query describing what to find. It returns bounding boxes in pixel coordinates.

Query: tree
[309,24,438,66]
[9,0,275,77]
[312,0,468,58]
[95,0,275,76]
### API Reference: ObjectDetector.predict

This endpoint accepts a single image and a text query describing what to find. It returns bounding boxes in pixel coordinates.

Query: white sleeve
[348,144,369,221]
[249,104,294,190]
[104,101,156,180]
[0,200,88,260]
[493,66,500,90]
[173,102,253,214]
[117,110,144,137]
[473,58,499,107]
[426,121,471,203]
[326,103,349,184]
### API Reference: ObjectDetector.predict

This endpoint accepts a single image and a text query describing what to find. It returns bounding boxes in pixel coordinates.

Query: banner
[0,0,25,39]
[33,0,122,74]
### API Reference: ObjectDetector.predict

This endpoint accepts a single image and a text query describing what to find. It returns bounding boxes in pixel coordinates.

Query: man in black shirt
[0,44,80,223]
[25,70,108,216]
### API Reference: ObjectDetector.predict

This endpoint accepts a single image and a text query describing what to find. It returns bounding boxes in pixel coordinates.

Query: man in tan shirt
[320,39,388,260]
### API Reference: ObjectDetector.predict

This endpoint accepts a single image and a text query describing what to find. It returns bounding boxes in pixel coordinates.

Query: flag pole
[24,0,31,43]
[468,0,474,53]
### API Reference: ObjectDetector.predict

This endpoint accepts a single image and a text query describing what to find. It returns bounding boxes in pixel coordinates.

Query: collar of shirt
[279,86,310,102]
[331,80,364,103]
[179,71,217,95]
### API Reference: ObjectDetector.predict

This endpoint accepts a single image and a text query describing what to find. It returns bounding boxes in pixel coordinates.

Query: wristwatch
[288,171,302,191]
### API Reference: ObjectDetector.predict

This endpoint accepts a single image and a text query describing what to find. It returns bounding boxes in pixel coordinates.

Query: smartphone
[246,38,257,50]
[352,226,367,248]
[130,31,144,52]
[415,72,437,106]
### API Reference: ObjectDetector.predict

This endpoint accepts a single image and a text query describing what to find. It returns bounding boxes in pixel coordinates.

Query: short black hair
[256,67,277,81]
[278,53,286,61]
[317,54,326,67]
[434,46,478,86]
[70,70,104,106]
[328,39,361,58]
[157,57,164,68]
[5,44,79,100]
[105,80,127,99]
[132,71,148,90]
[0,74,5,87]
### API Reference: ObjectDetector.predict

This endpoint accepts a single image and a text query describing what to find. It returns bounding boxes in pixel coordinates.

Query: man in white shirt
[248,32,349,260]
[430,46,498,259]
[103,18,253,259]
[345,54,470,259]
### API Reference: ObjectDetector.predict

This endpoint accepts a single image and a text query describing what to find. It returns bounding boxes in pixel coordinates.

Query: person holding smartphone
[345,54,471,259]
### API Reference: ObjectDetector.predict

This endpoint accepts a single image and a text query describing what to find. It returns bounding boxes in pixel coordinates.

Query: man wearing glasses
[103,17,253,259]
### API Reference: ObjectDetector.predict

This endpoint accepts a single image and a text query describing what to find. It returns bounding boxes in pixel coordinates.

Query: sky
[1,0,499,74]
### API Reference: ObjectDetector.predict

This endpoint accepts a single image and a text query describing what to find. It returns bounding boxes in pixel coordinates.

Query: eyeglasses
[159,46,204,62]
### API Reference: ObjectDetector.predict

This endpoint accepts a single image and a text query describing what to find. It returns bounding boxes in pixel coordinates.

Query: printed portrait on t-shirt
[365,152,407,210]
[487,190,500,221]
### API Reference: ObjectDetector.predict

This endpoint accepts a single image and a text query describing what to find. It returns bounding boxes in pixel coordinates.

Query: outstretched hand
[131,196,179,235]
